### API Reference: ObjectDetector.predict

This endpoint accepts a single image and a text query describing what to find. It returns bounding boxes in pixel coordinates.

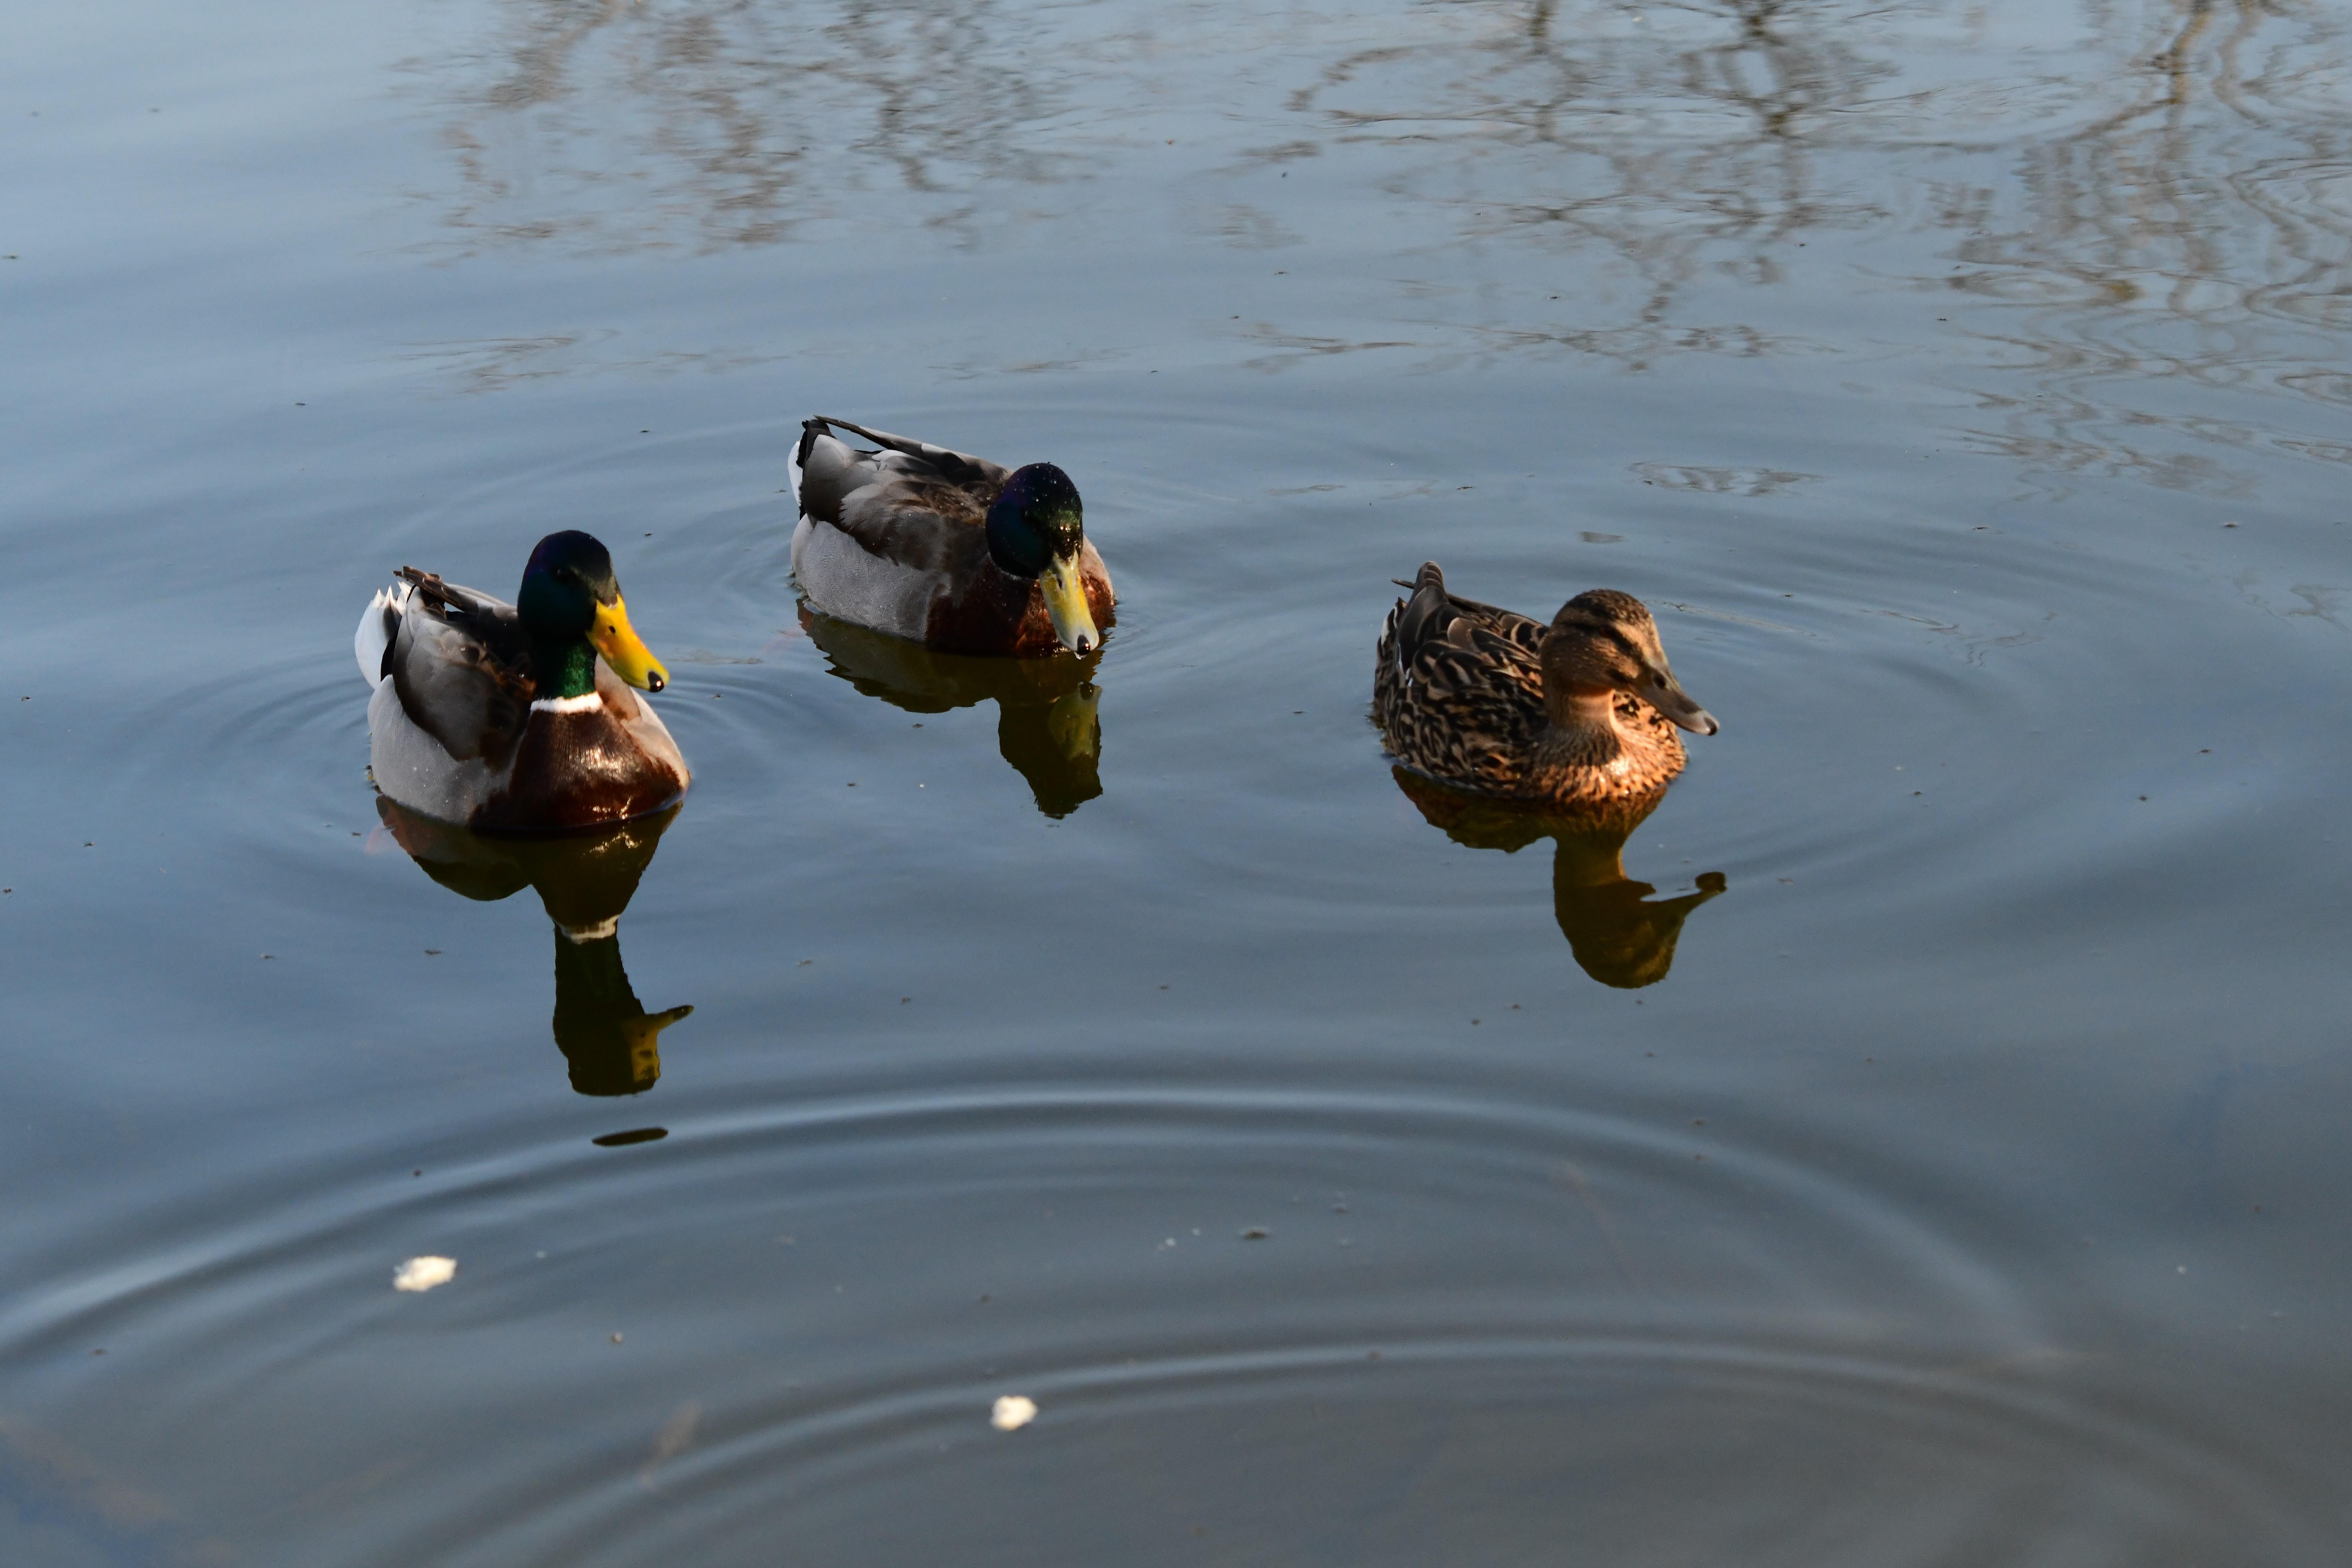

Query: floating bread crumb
[394,1256,457,1293]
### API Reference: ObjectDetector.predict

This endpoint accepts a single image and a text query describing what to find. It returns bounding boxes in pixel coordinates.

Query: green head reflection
[1390,769,1726,989]
[375,798,693,1094]
[550,925,693,1096]
[800,606,1104,817]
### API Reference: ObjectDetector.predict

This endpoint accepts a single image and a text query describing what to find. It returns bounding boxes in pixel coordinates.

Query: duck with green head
[789,416,1115,656]
[1374,561,1716,809]
[356,530,689,832]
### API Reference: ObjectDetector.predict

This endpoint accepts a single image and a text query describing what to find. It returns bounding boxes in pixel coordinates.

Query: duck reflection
[375,798,693,1095]
[801,606,1105,818]
[1392,769,1726,989]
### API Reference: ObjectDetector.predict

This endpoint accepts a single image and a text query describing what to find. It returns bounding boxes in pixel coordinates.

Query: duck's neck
[531,637,598,703]
[1533,685,1624,771]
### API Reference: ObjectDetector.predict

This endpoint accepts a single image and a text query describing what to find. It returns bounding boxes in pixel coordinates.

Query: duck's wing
[794,416,1012,574]
[379,571,533,767]
[1375,561,1546,791]
[1383,561,1546,671]
[795,417,1012,511]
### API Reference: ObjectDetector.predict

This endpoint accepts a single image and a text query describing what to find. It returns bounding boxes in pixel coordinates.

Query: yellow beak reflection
[621,1004,694,1091]
[591,597,668,692]
[1040,556,1099,654]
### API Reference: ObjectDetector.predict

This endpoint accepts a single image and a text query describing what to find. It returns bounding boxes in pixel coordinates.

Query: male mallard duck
[354,531,689,832]
[789,416,1114,655]
[1373,562,1717,808]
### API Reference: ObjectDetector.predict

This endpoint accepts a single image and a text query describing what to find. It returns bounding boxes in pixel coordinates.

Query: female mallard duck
[1373,561,1717,808]
[354,531,689,832]
[789,416,1114,655]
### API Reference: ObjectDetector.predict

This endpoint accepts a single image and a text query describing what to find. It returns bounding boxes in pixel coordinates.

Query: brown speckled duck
[1373,562,1717,809]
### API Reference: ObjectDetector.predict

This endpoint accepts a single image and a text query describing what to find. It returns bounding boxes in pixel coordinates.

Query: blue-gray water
[5,1,2351,1562]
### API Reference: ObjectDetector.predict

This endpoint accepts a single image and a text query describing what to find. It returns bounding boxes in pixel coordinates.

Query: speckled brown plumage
[1372,562,1714,808]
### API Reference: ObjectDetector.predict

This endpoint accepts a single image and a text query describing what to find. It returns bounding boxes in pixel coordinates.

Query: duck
[789,416,1114,656]
[1373,561,1717,809]
[354,531,689,832]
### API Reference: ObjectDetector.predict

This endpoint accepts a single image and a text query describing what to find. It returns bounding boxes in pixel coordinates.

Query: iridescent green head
[985,464,1097,653]
[517,531,668,701]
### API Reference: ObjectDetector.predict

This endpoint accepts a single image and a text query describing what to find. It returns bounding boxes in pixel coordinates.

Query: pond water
[5,0,2351,1562]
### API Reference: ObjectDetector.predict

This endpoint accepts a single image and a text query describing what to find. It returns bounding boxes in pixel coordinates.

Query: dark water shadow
[801,605,1105,818]
[1392,767,1725,989]
[376,798,693,1096]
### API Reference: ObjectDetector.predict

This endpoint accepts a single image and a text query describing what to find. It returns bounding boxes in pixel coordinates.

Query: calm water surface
[5,0,2351,1562]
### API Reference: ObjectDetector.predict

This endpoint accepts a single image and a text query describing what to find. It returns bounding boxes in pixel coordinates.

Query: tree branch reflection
[413,0,2352,492]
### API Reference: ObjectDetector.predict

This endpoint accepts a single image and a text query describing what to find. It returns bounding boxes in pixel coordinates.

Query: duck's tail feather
[362,570,513,685]
[354,581,414,687]
[788,419,814,511]
[391,566,498,617]
[1390,561,1453,671]
[793,418,861,524]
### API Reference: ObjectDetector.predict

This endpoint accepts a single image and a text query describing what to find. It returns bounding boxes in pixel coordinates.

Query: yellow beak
[1040,556,1099,654]
[591,597,668,692]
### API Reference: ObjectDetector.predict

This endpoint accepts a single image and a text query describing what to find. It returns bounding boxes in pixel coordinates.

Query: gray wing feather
[386,585,530,768]
[795,416,1009,575]
[836,486,993,579]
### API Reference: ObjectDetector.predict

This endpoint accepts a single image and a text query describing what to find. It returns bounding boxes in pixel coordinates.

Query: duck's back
[791,419,1007,643]
[1374,566,1550,794]
[365,581,531,824]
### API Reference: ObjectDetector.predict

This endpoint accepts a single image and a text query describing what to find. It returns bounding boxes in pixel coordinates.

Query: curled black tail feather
[795,417,828,480]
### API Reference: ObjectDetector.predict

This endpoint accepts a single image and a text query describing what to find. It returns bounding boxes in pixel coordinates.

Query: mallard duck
[1374,562,1717,808]
[789,416,1114,655]
[354,531,689,832]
